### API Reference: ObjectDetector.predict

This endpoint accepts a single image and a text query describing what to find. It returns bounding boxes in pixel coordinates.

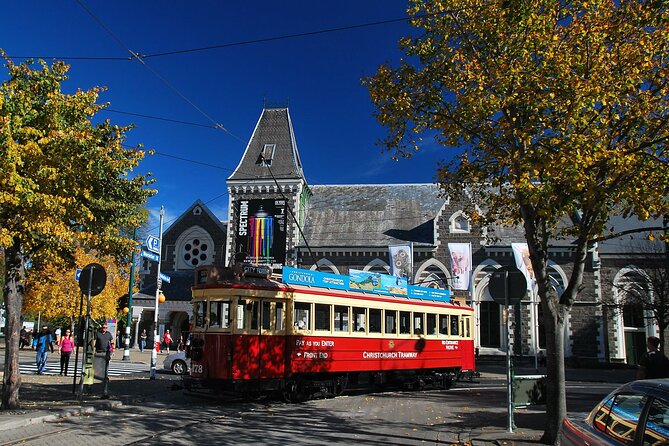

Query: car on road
[559,379,669,445]
[163,351,190,375]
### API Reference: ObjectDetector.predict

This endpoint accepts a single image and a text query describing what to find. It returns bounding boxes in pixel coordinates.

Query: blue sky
[2,1,448,234]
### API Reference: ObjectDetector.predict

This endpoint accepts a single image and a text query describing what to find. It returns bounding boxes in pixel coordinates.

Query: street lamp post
[150,207,165,379]
[122,228,138,361]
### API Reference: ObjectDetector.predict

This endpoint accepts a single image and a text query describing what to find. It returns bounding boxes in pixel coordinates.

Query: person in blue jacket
[33,326,54,374]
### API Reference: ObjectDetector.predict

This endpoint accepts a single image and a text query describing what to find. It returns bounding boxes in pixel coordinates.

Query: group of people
[136,328,186,353]
[30,325,75,376]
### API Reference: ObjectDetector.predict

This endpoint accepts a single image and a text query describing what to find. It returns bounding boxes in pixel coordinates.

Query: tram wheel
[283,380,310,403]
[332,376,348,397]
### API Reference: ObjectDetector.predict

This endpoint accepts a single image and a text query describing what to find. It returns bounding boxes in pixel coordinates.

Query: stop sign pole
[489,266,527,433]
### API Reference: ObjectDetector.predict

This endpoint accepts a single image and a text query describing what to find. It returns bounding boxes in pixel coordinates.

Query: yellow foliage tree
[24,247,134,323]
[0,56,154,410]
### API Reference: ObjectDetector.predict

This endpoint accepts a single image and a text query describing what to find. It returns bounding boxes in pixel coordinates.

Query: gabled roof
[163,199,226,236]
[300,184,445,248]
[228,108,305,182]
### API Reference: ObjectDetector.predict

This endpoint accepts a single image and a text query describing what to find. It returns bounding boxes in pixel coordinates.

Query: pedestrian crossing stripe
[20,360,151,377]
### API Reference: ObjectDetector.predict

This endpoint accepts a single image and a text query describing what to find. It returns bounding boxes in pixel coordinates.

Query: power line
[140,15,423,59]
[74,0,243,143]
[7,11,453,62]
[102,109,219,129]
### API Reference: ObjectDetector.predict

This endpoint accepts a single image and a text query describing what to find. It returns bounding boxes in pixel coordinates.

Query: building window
[183,238,208,267]
[449,211,471,233]
[257,144,276,166]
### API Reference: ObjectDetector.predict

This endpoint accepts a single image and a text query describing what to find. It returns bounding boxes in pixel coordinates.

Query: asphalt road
[0,370,621,446]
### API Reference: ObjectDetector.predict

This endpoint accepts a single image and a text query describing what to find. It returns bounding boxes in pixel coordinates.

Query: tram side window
[353,307,366,332]
[261,301,271,330]
[399,311,411,334]
[385,310,397,335]
[369,309,382,333]
[294,302,311,330]
[334,306,349,332]
[439,314,449,335]
[427,314,437,335]
[450,315,460,336]
[194,301,206,328]
[463,317,471,338]
[413,313,425,335]
[210,301,231,328]
[315,304,331,331]
[276,302,284,331]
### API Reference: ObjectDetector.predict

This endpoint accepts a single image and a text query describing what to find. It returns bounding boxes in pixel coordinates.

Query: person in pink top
[58,329,75,376]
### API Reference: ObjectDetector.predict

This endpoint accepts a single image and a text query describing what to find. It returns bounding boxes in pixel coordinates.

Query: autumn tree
[365,0,669,443]
[24,247,135,327]
[0,56,155,409]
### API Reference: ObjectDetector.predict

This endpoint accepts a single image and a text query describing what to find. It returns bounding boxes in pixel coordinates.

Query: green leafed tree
[0,55,155,409]
[365,1,669,442]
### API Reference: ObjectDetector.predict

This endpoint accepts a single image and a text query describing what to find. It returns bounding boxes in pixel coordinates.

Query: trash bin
[512,374,546,407]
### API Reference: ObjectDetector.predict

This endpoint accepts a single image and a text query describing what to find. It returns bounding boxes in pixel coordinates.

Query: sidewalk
[0,346,178,433]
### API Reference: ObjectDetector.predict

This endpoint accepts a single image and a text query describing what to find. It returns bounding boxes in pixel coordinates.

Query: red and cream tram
[185,265,475,401]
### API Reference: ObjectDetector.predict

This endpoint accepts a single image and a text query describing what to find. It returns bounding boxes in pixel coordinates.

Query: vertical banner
[511,243,535,291]
[235,199,287,266]
[389,243,413,282]
[448,243,472,290]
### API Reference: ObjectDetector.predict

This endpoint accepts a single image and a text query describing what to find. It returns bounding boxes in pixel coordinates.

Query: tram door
[236,299,285,379]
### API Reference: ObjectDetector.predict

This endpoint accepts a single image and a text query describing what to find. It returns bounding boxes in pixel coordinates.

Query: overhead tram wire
[8,9,463,62]
[74,0,245,144]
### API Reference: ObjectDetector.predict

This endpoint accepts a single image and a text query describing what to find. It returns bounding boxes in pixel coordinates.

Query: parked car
[559,379,669,445]
[162,351,190,375]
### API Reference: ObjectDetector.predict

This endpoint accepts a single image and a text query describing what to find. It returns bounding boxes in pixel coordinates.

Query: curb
[0,400,123,432]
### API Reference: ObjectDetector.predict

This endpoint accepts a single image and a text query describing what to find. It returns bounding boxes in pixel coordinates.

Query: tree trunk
[540,289,568,444]
[2,242,25,410]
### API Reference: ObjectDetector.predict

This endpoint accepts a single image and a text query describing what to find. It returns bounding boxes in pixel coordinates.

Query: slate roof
[228,108,305,182]
[301,184,445,248]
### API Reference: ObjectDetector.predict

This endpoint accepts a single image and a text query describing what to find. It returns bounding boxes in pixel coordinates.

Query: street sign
[159,273,171,283]
[489,266,527,306]
[145,235,160,254]
[75,268,82,282]
[141,250,160,262]
[78,263,107,297]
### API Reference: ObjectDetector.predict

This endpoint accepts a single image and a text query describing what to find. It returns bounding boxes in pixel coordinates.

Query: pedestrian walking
[139,329,147,352]
[637,336,669,379]
[19,326,28,350]
[95,323,114,354]
[33,326,54,375]
[58,329,75,376]
[162,329,173,353]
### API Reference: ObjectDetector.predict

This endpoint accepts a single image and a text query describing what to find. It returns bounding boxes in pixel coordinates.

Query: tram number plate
[192,364,203,374]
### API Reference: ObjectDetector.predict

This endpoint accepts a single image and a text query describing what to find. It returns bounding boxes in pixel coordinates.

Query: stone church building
[132,107,665,365]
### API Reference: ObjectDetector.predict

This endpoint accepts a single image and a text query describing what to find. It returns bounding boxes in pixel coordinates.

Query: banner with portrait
[511,243,535,291]
[448,243,472,291]
[389,243,413,281]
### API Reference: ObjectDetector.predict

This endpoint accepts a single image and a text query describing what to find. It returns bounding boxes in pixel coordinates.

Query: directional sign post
[145,235,160,254]
[141,250,160,262]
[159,273,171,284]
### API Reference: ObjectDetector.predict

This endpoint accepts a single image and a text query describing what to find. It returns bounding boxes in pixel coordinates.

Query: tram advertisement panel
[235,199,287,266]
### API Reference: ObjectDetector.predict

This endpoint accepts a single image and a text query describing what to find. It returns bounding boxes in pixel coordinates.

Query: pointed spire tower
[225,107,310,269]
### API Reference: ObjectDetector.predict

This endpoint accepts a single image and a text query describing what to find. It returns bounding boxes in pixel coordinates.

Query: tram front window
[261,301,271,330]
[276,302,284,331]
[194,301,206,328]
